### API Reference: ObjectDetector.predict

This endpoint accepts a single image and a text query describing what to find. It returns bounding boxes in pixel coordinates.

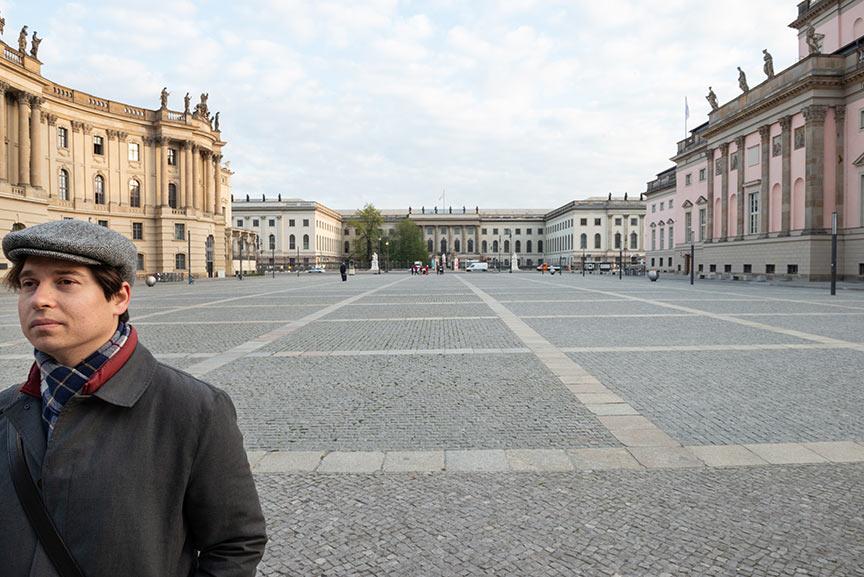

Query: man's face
[17,257,131,366]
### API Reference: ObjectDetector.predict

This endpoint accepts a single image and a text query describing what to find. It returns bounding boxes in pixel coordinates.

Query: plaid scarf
[35,322,131,438]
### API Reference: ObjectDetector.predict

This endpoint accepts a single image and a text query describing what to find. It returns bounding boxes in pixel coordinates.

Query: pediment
[666,218,675,225]
[854,152,864,167]
[681,199,693,208]
[696,195,708,205]
[649,222,657,228]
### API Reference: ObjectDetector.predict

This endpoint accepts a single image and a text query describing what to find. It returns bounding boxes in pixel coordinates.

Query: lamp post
[272,245,275,279]
[497,232,502,273]
[384,240,389,273]
[831,211,837,296]
[582,250,585,277]
[618,245,623,280]
[238,237,244,280]
[508,231,513,273]
[187,230,193,284]
[296,243,300,278]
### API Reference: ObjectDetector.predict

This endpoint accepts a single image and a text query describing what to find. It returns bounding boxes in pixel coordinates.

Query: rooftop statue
[160,87,169,109]
[30,31,41,59]
[184,92,191,115]
[806,25,824,55]
[737,67,749,92]
[0,11,6,36]
[214,111,220,131]
[706,86,719,111]
[18,25,27,53]
[763,49,774,79]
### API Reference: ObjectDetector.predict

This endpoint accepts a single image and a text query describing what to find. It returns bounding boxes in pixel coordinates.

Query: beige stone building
[0,31,236,279]
[232,196,646,270]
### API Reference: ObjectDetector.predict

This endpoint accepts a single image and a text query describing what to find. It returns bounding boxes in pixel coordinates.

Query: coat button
[23,403,31,410]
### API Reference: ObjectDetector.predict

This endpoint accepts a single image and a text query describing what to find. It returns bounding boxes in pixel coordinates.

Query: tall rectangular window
[137,253,145,271]
[167,148,177,166]
[684,212,692,243]
[659,228,665,250]
[175,253,186,270]
[668,226,674,248]
[749,191,759,234]
[651,229,656,251]
[699,168,706,181]
[699,208,707,241]
[128,142,140,161]
[175,223,185,240]
[132,222,143,240]
[772,135,782,157]
[58,127,68,149]
[794,127,805,149]
[685,173,692,186]
[93,135,104,155]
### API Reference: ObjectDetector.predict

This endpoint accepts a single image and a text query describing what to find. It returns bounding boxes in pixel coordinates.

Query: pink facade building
[646,0,864,280]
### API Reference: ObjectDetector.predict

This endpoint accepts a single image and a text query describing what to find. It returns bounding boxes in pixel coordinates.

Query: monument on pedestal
[370,252,379,274]
[510,254,519,272]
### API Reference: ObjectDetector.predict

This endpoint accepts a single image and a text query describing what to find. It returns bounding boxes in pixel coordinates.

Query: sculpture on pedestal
[0,12,6,36]
[184,92,191,115]
[370,252,379,273]
[30,31,41,58]
[737,67,749,92]
[160,87,169,109]
[806,25,824,55]
[706,87,719,111]
[763,49,774,78]
[18,26,27,53]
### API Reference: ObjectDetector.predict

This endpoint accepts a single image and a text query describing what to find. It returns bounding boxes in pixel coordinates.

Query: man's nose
[29,283,56,308]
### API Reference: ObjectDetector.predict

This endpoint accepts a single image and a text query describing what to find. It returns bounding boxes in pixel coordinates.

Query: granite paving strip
[457,276,675,449]
[247,440,864,473]
[559,343,847,353]
[521,277,864,352]
[184,277,411,378]
[314,316,499,322]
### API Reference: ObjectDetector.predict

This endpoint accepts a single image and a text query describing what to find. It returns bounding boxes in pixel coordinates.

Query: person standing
[340,260,348,281]
[0,220,267,577]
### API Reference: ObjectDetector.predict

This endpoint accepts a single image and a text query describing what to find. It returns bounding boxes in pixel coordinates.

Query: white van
[466,262,489,272]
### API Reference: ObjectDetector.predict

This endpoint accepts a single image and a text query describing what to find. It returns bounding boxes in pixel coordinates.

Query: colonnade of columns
[431,224,481,255]
[150,137,223,215]
[704,104,841,241]
[0,83,44,188]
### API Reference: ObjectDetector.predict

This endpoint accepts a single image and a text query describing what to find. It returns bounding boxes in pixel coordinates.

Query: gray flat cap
[3,219,138,285]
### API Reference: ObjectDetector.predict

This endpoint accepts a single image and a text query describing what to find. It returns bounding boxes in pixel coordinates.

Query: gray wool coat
[0,342,267,577]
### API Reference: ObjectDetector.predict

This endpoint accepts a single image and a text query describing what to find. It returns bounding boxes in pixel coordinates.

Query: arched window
[594,233,601,249]
[168,183,177,208]
[454,239,461,252]
[467,239,474,252]
[481,240,487,253]
[344,241,350,253]
[427,239,434,253]
[303,234,309,250]
[580,233,587,249]
[269,234,275,250]
[129,179,140,207]
[515,240,521,253]
[504,240,510,253]
[538,240,544,253]
[440,238,447,254]
[492,240,499,253]
[630,232,638,249]
[94,175,105,204]
[526,240,532,253]
[614,232,622,249]
[289,234,296,250]
[58,169,69,201]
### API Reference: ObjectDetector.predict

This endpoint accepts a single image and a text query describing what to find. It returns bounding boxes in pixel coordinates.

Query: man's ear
[112,281,132,316]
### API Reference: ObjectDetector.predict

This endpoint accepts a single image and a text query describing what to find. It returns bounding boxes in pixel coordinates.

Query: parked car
[466,262,489,272]
[307,267,325,273]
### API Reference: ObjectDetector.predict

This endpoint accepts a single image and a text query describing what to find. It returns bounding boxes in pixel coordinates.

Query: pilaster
[835,105,846,229]
[0,82,8,181]
[719,142,729,241]
[735,135,745,240]
[780,115,792,236]
[802,105,827,233]
[16,92,30,186]
[759,125,771,237]
[705,148,714,242]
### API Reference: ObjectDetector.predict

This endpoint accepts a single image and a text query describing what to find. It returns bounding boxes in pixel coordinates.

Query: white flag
[685,97,690,120]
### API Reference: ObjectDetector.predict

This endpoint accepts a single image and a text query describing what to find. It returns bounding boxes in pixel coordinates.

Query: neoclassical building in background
[0,26,240,278]
[645,0,864,281]
[232,195,645,270]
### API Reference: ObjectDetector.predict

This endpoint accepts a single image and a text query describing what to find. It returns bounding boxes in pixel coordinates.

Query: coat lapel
[4,394,47,482]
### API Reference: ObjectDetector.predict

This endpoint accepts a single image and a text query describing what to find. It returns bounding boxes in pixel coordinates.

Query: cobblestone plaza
[1,273,863,576]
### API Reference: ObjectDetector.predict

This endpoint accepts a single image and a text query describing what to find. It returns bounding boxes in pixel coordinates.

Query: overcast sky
[8,1,799,209]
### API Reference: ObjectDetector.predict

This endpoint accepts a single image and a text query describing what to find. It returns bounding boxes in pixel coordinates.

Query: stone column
[802,105,827,233]
[117,132,128,205]
[203,150,214,214]
[0,83,8,181]
[74,122,87,203]
[461,227,466,256]
[735,135,745,239]
[433,225,439,256]
[17,93,30,186]
[759,125,771,237]
[705,148,715,242]
[184,142,193,210]
[835,105,846,229]
[780,116,792,235]
[141,136,153,207]
[474,227,480,254]
[159,137,169,206]
[213,154,223,215]
[719,142,729,241]
[191,145,200,211]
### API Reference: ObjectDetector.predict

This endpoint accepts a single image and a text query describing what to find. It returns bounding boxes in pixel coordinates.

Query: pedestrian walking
[340,261,348,282]
[0,220,266,577]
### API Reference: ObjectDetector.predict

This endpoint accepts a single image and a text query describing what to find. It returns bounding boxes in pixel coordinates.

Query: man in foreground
[0,220,267,577]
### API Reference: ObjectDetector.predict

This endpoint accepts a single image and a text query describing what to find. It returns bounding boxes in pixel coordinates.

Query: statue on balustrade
[0,12,6,36]
[214,111,220,131]
[160,87,169,109]
[194,93,210,119]
[806,25,824,55]
[30,31,41,59]
[18,26,27,53]
[184,92,191,115]
[737,67,749,92]
[706,86,719,111]
[763,49,774,79]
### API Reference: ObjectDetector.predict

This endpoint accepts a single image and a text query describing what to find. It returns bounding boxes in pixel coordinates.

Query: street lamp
[384,240,389,273]
[238,237,244,280]
[508,231,513,273]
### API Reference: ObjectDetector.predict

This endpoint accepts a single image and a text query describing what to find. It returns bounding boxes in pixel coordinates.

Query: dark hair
[3,259,131,323]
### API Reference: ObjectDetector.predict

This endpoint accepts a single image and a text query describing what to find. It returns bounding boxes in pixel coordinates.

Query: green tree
[347,203,383,264]
[390,219,427,267]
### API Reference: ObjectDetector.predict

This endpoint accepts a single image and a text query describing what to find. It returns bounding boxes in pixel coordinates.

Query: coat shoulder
[0,382,23,410]
[148,361,235,415]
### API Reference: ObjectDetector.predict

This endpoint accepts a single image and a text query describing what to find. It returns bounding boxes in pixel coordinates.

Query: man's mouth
[30,319,62,329]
